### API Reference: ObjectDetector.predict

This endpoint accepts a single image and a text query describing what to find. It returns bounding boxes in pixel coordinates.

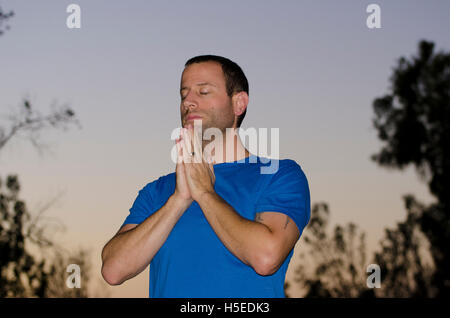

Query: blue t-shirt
[122,154,311,298]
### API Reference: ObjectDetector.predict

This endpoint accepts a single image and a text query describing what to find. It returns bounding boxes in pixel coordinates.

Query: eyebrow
[180,82,217,92]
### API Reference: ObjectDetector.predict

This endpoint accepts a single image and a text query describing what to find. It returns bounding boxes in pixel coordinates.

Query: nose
[182,91,198,111]
[183,100,197,111]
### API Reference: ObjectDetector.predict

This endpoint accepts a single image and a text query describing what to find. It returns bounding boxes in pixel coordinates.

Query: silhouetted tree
[372,40,450,297]
[0,100,94,297]
[0,7,105,297]
[45,248,92,298]
[0,174,57,297]
[293,203,374,297]
[374,195,435,297]
[0,98,80,154]
[290,40,449,298]
[0,5,14,36]
[0,175,98,297]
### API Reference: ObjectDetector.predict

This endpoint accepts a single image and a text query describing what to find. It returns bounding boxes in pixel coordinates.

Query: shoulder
[278,158,303,170]
[254,157,310,199]
[139,172,176,198]
[258,157,307,180]
[280,159,307,179]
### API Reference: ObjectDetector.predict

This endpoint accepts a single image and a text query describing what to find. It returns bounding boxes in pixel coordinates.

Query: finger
[204,152,211,164]
[208,154,215,183]
[208,153,214,171]
[175,137,183,164]
[182,128,193,164]
[193,127,202,163]
[188,128,197,163]
[186,125,195,157]
[202,150,209,164]
[210,164,215,184]
[180,129,187,163]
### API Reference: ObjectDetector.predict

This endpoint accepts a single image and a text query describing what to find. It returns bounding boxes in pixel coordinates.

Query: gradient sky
[1,0,449,297]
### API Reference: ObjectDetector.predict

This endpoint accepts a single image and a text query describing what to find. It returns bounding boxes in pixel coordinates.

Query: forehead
[180,61,225,87]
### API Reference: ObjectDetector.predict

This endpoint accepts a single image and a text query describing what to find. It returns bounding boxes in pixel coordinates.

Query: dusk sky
[1,0,449,297]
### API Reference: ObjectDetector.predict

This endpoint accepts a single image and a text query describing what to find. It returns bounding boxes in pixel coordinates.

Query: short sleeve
[254,160,311,236]
[121,181,157,227]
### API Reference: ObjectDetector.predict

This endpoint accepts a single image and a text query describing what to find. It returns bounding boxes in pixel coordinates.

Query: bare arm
[101,194,191,285]
[102,135,194,285]
[197,192,300,276]
[180,125,300,276]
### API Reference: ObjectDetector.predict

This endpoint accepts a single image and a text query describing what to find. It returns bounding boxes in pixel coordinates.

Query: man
[101,55,311,298]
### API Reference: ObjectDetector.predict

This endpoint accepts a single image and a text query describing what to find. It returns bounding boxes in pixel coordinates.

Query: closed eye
[180,90,209,100]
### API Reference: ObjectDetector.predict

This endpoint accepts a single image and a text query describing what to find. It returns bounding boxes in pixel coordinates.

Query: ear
[232,91,249,116]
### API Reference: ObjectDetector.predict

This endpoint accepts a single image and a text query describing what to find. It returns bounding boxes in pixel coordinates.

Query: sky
[1,0,449,297]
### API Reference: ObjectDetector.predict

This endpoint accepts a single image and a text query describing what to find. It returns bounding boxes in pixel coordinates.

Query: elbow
[252,245,281,276]
[253,259,278,276]
[101,261,124,286]
[101,244,124,286]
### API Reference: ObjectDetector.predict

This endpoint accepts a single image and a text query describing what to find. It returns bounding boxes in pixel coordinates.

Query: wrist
[171,192,193,210]
[195,190,217,205]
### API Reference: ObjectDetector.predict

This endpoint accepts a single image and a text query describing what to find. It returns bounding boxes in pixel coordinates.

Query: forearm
[196,192,275,275]
[101,194,190,285]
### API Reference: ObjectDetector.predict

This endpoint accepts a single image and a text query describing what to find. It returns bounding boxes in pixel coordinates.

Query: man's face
[180,61,235,132]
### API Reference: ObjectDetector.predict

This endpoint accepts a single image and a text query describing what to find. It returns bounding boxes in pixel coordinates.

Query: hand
[181,125,216,202]
[174,135,193,205]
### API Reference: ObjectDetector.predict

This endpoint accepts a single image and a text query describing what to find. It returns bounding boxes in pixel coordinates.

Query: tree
[0,174,105,297]
[372,40,449,206]
[0,5,14,36]
[0,99,100,297]
[1,175,51,297]
[45,248,92,298]
[373,195,435,297]
[293,202,374,297]
[289,40,449,298]
[1,174,55,297]
[372,40,450,297]
[0,7,108,298]
[0,98,80,154]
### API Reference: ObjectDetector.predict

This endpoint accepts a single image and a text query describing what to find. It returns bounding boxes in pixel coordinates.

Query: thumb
[207,153,215,174]
[175,137,183,164]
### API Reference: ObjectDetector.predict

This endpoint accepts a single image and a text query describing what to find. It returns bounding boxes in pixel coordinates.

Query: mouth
[185,115,203,121]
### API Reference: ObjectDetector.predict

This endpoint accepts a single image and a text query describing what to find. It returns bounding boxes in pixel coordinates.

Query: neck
[202,128,250,164]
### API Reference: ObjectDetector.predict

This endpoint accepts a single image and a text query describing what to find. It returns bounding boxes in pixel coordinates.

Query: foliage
[294,202,374,298]
[0,99,80,154]
[374,195,435,297]
[372,40,450,297]
[0,5,14,36]
[0,175,95,297]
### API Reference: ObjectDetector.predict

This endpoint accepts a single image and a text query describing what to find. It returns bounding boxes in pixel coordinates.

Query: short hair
[184,55,248,127]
